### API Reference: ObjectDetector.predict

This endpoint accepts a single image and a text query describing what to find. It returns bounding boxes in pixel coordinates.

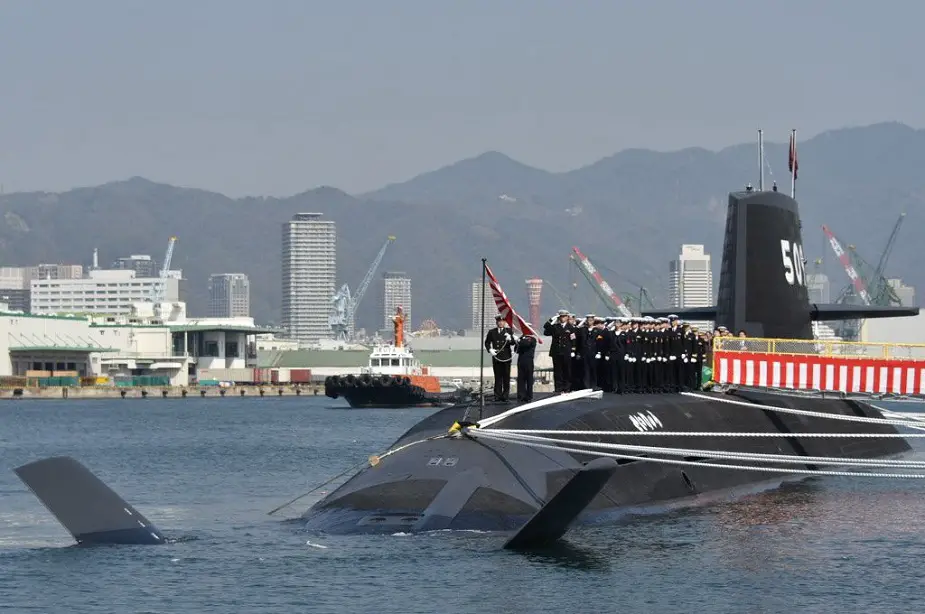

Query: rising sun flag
[483,262,543,343]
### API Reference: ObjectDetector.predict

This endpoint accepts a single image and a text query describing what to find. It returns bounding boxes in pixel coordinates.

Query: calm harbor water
[2,396,925,614]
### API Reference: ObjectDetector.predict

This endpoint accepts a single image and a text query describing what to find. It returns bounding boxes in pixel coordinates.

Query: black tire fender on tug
[345,374,357,386]
[400,376,411,387]
[358,374,372,387]
[379,375,392,386]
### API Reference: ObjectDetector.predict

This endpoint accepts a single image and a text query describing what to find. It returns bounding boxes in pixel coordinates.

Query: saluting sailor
[514,330,537,402]
[579,313,597,389]
[484,314,514,402]
[543,309,574,393]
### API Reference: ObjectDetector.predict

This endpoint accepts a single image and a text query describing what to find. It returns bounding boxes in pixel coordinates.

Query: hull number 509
[780,239,806,286]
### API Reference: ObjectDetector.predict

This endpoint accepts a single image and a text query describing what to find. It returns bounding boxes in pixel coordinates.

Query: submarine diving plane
[12,187,925,550]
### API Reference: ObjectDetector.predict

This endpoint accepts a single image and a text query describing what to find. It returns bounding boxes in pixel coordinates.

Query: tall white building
[470,280,495,333]
[30,269,182,316]
[282,212,336,344]
[382,272,411,330]
[208,273,250,318]
[669,244,714,330]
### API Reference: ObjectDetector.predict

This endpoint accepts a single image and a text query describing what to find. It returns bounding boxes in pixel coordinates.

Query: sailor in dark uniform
[543,309,574,393]
[680,322,696,391]
[484,315,514,401]
[514,331,537,402]
[655,317,669,392]
[569,314,588,391]
[641,316,654,392]
[611,318,627,394]
[667,314,683,392]
[628,318,642,392]
[591,317,612,392]
[580,314,597,389]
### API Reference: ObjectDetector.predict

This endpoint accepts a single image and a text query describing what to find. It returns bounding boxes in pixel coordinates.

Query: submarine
[295,187,921,537]
[11,186,924,550]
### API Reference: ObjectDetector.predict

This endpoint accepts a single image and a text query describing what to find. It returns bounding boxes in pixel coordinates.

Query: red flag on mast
[789,131,798,179]
[484,262,543,343]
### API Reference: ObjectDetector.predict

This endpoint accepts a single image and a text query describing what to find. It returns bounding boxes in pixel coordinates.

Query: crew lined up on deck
[541,310,711,394]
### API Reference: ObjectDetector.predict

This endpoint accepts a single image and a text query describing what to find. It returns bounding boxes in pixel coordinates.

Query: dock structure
[712,336,925,398]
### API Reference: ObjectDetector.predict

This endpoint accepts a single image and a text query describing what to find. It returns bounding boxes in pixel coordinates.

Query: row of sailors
[542,310,710,394]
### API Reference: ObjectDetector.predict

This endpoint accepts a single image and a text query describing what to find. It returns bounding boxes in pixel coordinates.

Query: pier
[0,384,323,400]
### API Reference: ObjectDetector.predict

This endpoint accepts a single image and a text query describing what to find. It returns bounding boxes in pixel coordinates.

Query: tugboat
[324,307,472,408]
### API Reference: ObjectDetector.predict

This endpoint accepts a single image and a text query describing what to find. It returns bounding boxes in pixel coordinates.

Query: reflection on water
[2,398,925,614]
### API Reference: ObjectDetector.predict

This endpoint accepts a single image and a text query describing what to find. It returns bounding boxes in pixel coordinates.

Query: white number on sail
[780,240,805,286]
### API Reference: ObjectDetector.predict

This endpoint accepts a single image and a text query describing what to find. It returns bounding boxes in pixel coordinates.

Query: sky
[1,0,922,197]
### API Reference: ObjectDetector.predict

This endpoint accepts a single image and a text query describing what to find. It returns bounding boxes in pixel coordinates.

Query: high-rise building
[470,280,495,333]
[208,273,250,318]
[382,272,411,330]
[526,278,543,330]
[888,278,916,307]
[281,212,336,344]
[669,244,714,329]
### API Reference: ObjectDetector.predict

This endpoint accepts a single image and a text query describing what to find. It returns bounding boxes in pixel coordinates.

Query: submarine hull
[303,187,919,536]
[300,390,911,535]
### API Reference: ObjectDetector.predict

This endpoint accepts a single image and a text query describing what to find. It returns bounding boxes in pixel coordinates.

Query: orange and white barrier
[713,351,925,395]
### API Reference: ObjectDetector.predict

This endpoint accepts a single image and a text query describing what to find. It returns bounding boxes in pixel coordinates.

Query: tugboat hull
[325,373,471,408]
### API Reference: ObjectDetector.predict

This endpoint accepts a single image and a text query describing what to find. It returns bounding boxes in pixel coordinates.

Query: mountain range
[0,121,921,333]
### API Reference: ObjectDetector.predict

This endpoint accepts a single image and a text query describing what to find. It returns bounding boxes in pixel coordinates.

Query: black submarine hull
[300,389,911,535]
[302,187,920,537]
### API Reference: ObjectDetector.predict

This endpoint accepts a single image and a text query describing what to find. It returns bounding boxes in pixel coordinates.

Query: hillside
[0,122,922,331]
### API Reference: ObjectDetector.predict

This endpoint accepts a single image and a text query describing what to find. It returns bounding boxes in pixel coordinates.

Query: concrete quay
[0,384,323,400]
[0,381,557,400]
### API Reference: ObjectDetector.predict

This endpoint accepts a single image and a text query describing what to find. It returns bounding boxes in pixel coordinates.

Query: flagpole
[479,258,487,420]
[790,128,796,199]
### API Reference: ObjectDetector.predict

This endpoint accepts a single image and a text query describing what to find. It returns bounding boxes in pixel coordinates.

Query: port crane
[329,235,395,342]
[568,247,634,318]
[825,214,905,307]
[822,215,905,339]
[152,236,177,318]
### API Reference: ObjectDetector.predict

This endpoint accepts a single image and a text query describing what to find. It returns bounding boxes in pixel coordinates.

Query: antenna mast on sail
[757,128,764,191]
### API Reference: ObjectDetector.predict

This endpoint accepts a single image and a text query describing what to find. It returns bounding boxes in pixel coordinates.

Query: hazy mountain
[0,121,922,332]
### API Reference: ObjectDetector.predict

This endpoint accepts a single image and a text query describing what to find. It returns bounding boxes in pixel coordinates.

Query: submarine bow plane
[12,188,924,550]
